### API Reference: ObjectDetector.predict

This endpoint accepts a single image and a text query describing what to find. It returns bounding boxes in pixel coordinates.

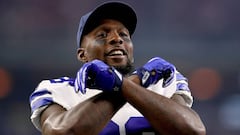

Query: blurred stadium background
[0,0,239,134]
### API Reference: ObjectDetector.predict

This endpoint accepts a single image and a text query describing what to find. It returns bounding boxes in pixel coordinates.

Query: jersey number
[99,117,156,135]
[50,77,75,86]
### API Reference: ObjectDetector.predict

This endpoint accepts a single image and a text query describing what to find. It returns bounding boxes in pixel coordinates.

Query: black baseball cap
[76,1,137,47]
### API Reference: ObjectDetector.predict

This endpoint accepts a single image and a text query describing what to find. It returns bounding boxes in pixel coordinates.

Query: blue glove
[133,57,175,88]
[75,60,123,94]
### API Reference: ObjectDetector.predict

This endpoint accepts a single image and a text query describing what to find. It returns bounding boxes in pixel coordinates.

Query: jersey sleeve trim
[174,90,193,107]
[30,89,53,113]
[31,105,48,131]
[175,70,193,107]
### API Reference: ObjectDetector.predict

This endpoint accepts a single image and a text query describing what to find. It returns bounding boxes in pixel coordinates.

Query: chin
[113,62,134,75]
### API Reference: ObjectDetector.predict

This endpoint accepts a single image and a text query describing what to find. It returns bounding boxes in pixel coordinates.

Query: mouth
[106,49,126,56]
[104,49,130,66]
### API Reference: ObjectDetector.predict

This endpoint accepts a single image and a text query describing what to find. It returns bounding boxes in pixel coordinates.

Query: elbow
[176,123,206,135]
[178,125,206,135]
[187,120,206,135]
[190,127,206,135]
[185,109,206,135]
[193,124,206,135]
[178,115,206,135]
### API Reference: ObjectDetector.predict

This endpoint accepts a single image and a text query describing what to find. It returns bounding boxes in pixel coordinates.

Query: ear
[77,48,88,62]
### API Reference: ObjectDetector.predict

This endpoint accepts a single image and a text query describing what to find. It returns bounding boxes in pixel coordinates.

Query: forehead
[93,19,129,32]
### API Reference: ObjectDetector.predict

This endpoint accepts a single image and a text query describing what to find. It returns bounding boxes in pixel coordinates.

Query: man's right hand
[74,60,123,94]
[133,57,175,88]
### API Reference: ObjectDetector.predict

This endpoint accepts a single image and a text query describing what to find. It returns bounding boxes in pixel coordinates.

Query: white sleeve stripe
[176,80,188,84]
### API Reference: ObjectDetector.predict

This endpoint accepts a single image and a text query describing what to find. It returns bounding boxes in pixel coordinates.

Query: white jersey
[30,71,193,135]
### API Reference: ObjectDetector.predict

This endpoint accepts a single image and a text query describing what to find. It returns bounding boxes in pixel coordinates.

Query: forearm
[70,93,125,134]
[41,92,126,135]
[122,77,206,135]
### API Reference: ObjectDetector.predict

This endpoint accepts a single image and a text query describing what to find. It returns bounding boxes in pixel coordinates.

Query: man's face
[78,19,134,74]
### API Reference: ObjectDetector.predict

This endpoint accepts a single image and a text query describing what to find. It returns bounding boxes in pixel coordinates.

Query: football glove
[75,60,122,94]
[133,57,175,88]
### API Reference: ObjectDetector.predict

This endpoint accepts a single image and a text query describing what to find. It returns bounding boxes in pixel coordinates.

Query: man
[29,1,206,135]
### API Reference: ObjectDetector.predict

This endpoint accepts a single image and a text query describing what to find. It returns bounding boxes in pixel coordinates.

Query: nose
[109,32,123,45]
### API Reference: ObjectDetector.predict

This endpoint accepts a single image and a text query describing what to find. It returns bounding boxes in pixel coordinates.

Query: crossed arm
[40,75,206,135]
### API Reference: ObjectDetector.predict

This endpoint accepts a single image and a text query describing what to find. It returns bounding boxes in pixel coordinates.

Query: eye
[119,31,129,38]
[96,31,107,38]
